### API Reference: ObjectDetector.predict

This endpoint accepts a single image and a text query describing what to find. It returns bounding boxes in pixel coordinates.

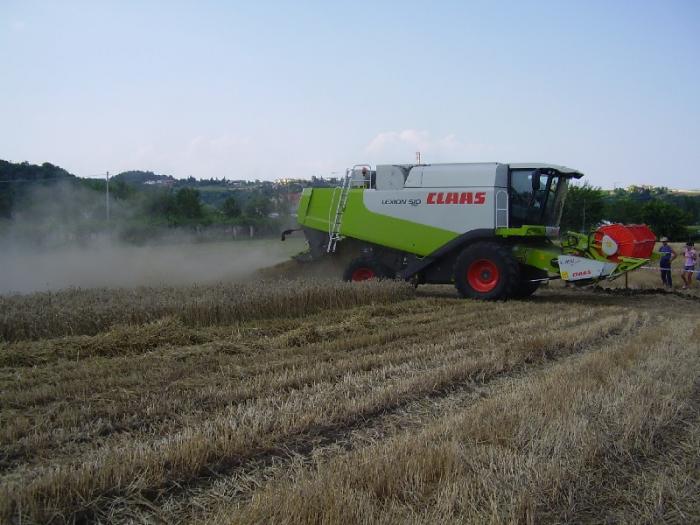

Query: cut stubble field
[0,277,698,524]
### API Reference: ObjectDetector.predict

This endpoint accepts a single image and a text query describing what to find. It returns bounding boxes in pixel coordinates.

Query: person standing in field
[658,237,676,289]
[681,241,697,289]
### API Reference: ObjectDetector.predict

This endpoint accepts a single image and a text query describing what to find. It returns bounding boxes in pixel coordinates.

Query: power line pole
[106,171,110,223]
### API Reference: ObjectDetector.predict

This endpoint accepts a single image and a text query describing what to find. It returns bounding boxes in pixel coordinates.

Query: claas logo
[426,192,486,205]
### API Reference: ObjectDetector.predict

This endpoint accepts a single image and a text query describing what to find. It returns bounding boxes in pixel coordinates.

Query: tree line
[560,183,699,240]
[2,160,698,243]
[0,161,295,243]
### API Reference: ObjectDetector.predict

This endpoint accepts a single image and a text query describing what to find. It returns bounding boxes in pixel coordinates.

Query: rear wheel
[343,257,393,282]
[513,266,548,298]
[454,242,519,300]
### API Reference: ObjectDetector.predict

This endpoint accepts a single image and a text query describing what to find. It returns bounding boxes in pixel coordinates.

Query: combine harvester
[285,163,656,299]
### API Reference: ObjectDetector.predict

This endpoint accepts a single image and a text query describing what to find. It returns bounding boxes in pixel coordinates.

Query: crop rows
[0,279,414,341]
[0,283,698,523]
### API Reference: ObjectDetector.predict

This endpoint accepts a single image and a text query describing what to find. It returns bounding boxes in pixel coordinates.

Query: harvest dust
[0,238,306,294]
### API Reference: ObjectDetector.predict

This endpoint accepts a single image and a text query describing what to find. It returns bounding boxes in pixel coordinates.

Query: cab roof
[401,162,584,179]
[507,163,584,178]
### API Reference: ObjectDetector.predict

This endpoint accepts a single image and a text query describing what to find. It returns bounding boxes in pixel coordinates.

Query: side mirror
[531,171,541,192]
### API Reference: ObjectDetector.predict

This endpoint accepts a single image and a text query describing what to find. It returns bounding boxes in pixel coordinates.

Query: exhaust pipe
[281,228,301,241]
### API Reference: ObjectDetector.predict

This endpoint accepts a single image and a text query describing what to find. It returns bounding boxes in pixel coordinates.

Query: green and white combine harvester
[284,163,657,299]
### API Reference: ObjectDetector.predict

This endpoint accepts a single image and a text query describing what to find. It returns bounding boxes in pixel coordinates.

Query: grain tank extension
[288,163,656,299]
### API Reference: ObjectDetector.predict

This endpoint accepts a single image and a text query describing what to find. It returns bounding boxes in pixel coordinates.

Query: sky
[1,1,698,189]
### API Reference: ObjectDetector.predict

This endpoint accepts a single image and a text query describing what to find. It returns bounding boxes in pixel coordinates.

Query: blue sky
[1,1,698,188]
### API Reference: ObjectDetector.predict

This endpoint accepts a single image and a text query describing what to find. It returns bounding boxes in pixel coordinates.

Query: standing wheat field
[0,279,698,524]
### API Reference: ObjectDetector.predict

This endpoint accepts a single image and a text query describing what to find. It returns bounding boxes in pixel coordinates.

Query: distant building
[275,177,306,185]
[144,179,175,187]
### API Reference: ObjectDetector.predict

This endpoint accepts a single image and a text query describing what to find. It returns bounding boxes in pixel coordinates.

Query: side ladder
[327,170,351,253]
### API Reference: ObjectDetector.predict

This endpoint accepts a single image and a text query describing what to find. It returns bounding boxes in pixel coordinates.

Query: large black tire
[513,266,548,298]
[454,242,520,300]
[343,257,394,282]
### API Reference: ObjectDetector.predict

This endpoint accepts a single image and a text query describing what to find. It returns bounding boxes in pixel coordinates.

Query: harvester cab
[292,162,656,299]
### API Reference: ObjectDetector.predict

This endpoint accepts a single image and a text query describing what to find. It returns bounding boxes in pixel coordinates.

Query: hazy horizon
[4,159,700,192]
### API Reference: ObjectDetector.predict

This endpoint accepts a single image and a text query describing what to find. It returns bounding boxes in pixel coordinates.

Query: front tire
[454,242,520,300]
[343,257,393,282]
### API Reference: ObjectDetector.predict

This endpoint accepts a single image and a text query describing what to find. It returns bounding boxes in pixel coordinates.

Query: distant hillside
[0,160,76,182]
[0,159,295,240]
[0,160,80,219]
[112,170,176,185]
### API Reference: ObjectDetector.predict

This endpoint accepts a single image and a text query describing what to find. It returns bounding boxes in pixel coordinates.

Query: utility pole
[105,171,110,223]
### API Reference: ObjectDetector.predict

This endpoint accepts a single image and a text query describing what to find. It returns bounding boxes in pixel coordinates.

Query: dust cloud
[0,178,306,294]
[0,238,305,295]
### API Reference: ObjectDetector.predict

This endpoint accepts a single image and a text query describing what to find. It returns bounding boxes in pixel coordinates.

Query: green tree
[640,200,690,240]
[243,194,272,219]
[221,195,241,218]
[0,184,13,218]
[111,179,136,200]
[145,190,177,220]
[604,193,644,225]
[174,188,203,220]
[561,183,606,232]
[669,194,700,225]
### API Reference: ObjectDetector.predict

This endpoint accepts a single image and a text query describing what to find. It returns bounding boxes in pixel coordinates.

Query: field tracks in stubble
[1,302,643,523]
[225,317,700,525]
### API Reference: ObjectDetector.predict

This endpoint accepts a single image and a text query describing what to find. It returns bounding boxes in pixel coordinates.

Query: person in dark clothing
[658,237,676,289]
